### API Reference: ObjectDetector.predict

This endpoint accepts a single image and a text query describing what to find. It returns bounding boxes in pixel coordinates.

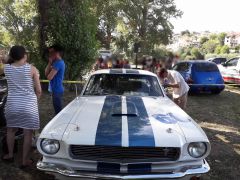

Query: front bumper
[37,159,210,179]
[189,84,225,93]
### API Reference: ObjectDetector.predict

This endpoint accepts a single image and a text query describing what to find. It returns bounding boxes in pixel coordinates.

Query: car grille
[69,145,180,163]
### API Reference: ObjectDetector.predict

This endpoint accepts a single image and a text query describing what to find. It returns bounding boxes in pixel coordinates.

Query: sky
[171,0,240,33]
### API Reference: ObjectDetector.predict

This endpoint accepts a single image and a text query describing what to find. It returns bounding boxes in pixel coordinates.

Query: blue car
[173,60,225,94]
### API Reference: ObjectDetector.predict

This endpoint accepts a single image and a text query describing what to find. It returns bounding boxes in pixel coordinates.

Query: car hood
[42,95,208,148]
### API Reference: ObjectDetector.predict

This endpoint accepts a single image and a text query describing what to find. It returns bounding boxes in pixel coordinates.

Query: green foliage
[0,0,43,75]
[235,45,240,53]
[218,32,227,46]
[214,45,222,54]
[46,0,97,80]
[205,53,239,60]
[152,47,172,59]
[118,0,182,54]
[202,39,220,54]
[0,0,38,50]
[220,45,230,54]
[200,36,209,45]
[209,33,218,40]
[184,55,195,60]
[181,30,191,36]
[190,47,204,59]
[94,0,120,49]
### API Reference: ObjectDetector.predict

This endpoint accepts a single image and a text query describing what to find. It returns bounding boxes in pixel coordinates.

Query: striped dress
[4,63,39,129]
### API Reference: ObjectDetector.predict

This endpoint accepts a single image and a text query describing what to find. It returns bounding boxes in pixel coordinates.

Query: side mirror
[221,62,226,66]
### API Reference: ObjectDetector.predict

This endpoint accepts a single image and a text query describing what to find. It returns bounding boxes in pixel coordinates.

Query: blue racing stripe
[126,96,155,147]
[95,96,122,146]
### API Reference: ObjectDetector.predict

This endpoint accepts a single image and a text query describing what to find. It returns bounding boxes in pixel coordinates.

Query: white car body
[98,50,112,60]
[37,69,211,179]
[219,57,240,84]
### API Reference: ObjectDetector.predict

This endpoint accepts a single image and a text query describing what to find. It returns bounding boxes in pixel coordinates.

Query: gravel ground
[0,85,239,180]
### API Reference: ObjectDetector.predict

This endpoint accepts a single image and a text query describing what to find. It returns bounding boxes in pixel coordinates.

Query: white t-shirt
[167,70,189,98]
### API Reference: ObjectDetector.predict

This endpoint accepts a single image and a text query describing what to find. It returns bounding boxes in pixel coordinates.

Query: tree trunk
[106,23,111,49]
[139,2,148,53]
[38,0,49,58]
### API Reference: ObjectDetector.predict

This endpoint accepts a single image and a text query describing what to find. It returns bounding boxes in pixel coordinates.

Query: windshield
[173,62,191,72]
[194,63,219,72]
[83,74,163,97]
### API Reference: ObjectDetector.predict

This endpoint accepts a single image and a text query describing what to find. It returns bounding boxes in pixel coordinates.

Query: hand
[163,83,170,88]
[48,57,53,65]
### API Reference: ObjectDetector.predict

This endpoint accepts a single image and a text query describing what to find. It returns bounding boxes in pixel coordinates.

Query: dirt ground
[0,85,239,180]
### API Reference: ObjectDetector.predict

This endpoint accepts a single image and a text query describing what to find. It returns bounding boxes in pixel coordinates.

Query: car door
[221,58,240,83]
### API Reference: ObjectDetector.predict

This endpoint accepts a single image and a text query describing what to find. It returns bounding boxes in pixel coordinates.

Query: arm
[31,65,42,99]
[0,63,4,75]
[46,68,58,80]
[166,83,180,88]
[45,62,52,77]
[45,58,53,77]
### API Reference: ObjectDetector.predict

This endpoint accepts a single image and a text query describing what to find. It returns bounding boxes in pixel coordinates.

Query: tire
[212,90,221,95]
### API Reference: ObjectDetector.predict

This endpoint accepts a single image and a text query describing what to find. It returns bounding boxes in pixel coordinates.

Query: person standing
[45,44,65,114]
[2,46,41,167]
[159,68,189,110]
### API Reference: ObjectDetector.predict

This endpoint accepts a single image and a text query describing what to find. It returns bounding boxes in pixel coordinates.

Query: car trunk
[191,63,224,85]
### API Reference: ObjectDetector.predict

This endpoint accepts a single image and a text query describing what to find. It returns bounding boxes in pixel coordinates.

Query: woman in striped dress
[1,46,42,167]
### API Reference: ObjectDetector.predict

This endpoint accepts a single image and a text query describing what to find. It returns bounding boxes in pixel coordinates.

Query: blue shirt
[50,59,65,93]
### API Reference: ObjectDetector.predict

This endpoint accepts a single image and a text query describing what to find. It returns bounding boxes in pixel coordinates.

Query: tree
[181,30,191,36]
[119,0,182,54]
[202,39,219,54]
[200,36,209,45]
[0,0,38,50]
[191,47,204,59]
[94,0,120,49]
[39,0,97,80]
[220,45,229,54]
[218,32,226,46]
[209,33,218,40]
[215,45,222,54]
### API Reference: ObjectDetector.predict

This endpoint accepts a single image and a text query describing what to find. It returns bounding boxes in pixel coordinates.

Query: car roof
[91,69,158,77]
[176,60,217,65]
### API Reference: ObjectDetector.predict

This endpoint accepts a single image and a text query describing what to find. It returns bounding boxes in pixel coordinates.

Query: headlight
[188,142,207,158]
[41,139,60,155]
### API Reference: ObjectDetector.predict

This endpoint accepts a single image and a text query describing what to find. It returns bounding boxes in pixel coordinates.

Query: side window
[173,63,190,72]
[225,58,239,67]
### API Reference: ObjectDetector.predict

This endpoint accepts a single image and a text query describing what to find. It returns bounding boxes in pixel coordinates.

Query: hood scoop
[111,101,139,117]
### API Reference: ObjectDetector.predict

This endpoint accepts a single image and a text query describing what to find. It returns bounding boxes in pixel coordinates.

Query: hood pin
[74,126,80,131]
[167,128,173,133]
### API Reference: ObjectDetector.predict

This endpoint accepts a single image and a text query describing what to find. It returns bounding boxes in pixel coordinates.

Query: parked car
[37,69,211,179]
[207,57,227,65]
[218,57,240,84]
[173,60,225,94]
[0,76,7,127]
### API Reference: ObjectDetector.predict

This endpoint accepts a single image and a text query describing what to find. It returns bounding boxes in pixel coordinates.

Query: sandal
[1,155,14,163]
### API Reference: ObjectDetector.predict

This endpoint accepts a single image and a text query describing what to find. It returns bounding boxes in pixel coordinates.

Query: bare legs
[3,127,18,159]
[3,128,33,166]
[22,129,33,165]
[173,93,188,110]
